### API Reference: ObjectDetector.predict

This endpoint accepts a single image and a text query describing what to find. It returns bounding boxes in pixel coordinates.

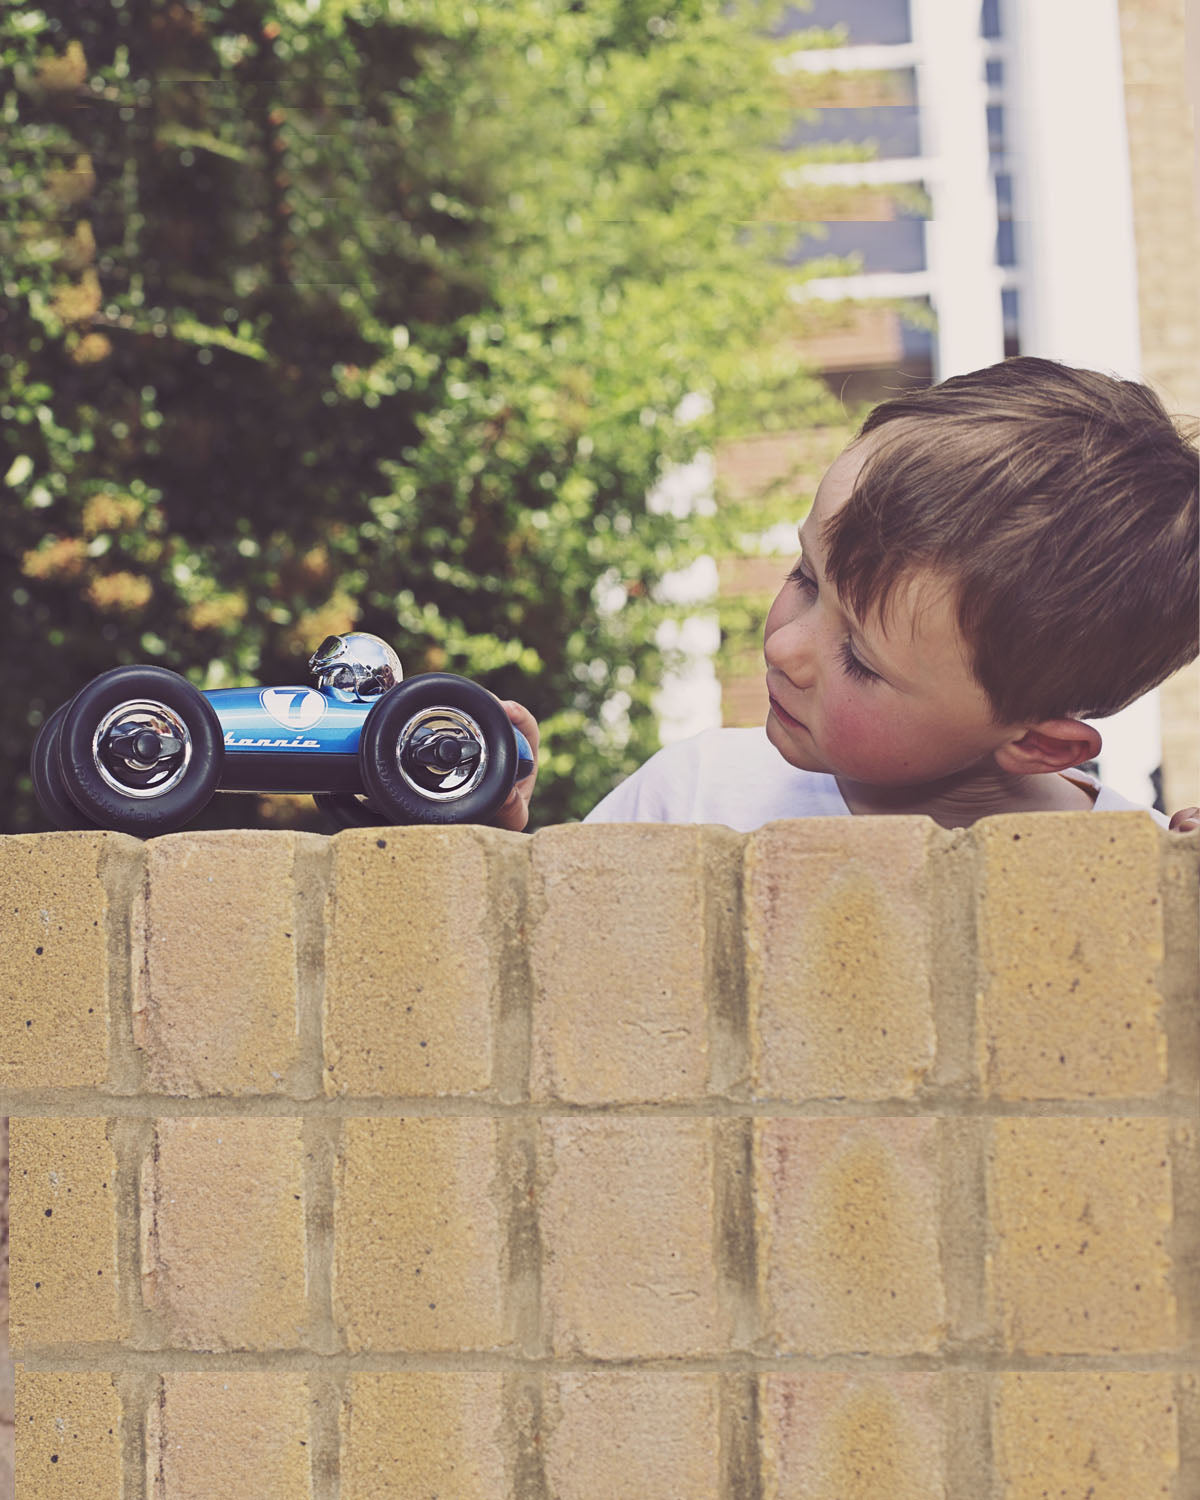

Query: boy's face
[763,435,1020,788]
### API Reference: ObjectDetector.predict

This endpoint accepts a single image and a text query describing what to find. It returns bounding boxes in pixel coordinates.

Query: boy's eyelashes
[839,639,879,682]
[785,558,881,684]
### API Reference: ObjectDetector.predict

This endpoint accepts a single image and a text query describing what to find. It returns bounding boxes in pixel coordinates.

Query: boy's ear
[994,718,1103,776]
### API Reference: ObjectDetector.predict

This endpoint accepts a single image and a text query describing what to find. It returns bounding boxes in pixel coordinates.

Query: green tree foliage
[2,0,845,832]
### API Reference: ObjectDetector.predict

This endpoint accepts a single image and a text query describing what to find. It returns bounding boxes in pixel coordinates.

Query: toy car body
[32,632,534,836]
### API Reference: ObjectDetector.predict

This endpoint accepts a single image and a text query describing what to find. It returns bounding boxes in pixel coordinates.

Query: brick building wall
[1,820,1197,1497]
[1118,0,1200,817]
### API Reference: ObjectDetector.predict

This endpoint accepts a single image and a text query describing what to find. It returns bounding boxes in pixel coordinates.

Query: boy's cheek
[820,696,906,778]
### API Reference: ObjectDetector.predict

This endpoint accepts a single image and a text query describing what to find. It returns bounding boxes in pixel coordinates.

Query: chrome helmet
[308,632,403,702]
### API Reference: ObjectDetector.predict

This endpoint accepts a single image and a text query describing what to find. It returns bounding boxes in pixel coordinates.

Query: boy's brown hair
[822,356,1200,724]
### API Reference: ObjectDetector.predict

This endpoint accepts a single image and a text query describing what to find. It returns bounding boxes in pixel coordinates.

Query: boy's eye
[788,561,817,594]
[839,638,879,683]
[788,557,879,682]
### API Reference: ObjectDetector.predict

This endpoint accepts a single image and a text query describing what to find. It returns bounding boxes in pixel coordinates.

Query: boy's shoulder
[585,726,850,829]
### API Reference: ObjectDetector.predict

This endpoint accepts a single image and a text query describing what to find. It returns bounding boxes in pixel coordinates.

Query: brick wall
[1,819,1198,1498]
[1118,0,1200,815]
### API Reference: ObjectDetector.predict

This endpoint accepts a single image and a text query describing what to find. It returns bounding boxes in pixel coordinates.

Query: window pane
[791,219,927,274]
[900,304,935,362]
[1001,287,1021,354]
[779,0,912,46]
[1001,287,1020,329]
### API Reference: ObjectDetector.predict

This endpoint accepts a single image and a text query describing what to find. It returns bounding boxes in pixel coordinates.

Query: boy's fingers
[491,699,539,832]
[1168,805,1200,832]
[491,784,530,832]
[500,698,539,757]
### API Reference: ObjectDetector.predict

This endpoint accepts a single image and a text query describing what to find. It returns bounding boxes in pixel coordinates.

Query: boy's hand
[492,699,539,832]
[1168,806,1200,833]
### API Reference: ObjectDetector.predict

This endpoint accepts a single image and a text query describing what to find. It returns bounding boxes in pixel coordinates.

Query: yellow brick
[987,1117,1177,1355]
[149,1372,313,1499]
[340,1373,505,1500]
[976,813,1167,1098]
[746,819,939,1101]
[540,1118,727,1358]
[993,1372,1177,1500]
[9,1118,124,1351]
[0,832,139,1091]
[756,1118,945,1356]
[333,1117,506,1351]
[132,831,320,1096]
[14,1368,122,1496]
[529,825,721,1104]
[324,828,514,1097]
[545,1373,720,1500]
[759,1373,945,1500]
[140,1117,308,1351]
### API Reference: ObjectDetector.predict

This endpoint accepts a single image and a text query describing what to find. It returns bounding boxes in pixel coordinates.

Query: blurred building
[711,0,1200,815]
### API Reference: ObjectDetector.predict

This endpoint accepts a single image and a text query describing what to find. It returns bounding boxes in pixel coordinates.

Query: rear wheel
[58,665,224,835]
[31,701,98,831]
[358,673,518,825]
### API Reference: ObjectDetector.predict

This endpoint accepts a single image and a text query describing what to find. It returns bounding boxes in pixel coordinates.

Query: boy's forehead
[816,438,870,516]
[803,436,876,533]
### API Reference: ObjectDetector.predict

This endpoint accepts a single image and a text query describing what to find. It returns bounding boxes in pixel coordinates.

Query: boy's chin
[765,711,829,774]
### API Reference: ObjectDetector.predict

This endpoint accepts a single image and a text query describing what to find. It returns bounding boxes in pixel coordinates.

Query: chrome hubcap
[396,706,488,801]
[92,699,193,799]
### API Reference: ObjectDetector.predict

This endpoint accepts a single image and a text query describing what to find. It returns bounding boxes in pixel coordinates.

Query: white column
[909,0,1006,378]
[1086,692,1162,812]
[1006,0,1142,376]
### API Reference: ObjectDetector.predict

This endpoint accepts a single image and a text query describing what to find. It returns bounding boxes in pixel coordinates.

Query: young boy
[495,357,1199,833]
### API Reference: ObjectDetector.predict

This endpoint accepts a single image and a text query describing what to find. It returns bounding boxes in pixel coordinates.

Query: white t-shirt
[584,726,1170,830]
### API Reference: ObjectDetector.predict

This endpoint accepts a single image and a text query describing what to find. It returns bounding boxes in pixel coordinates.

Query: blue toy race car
[31,632,534,836]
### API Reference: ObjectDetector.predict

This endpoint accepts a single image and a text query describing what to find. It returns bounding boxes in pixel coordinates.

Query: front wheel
[58,665,224,835]
[358,673,518,825]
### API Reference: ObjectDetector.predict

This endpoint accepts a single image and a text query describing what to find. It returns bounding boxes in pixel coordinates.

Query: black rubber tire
[358,673,518,825]
[313,792,390,831]
[31,701,99,831]
[58,665,224,836]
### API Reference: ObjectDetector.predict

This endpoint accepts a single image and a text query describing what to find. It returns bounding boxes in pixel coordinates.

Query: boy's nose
[764,618,817,688]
